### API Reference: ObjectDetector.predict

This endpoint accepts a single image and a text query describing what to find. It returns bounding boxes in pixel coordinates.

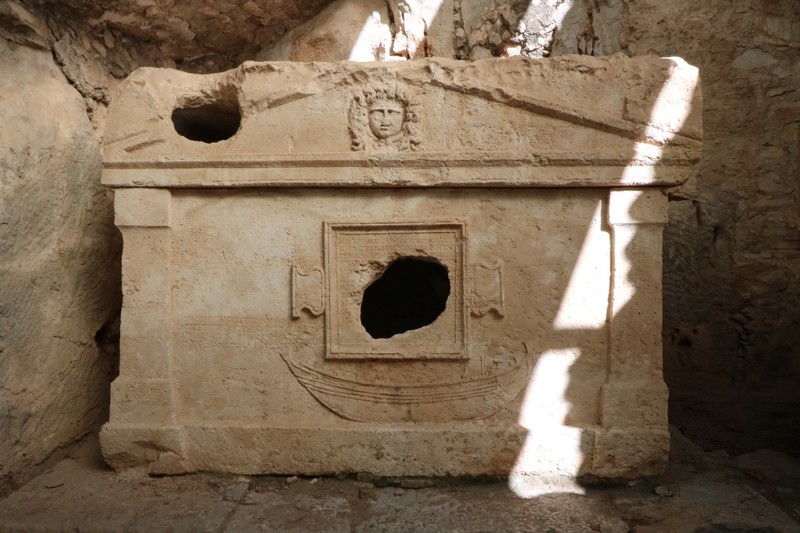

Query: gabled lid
[102,56,701,189]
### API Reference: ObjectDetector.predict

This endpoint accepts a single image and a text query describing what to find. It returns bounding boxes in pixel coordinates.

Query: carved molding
[324,221,466,360]
[470,262,505,317]
[291,266,325,318]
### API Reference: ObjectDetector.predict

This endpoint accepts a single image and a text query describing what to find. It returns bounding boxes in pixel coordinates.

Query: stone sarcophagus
[100,56,701,482]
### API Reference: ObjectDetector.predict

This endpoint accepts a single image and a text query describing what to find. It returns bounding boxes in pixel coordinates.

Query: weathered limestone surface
[0,40,120,492]
[23,0,332,70]
[258,0,454,61]
[1,0,796,495]
[101,56,700,480]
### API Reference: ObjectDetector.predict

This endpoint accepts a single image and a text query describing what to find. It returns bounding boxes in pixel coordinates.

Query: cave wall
[0,37,120,495]
[0,0,797,493]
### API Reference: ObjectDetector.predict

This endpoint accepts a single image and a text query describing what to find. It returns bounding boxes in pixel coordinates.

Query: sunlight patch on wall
[349,11,393,61]
[509,349,587,498]
[621,58,699,185]
[520,0,574,39]
[553,201,609,330]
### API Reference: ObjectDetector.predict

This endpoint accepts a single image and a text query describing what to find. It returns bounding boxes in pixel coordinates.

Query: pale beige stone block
[100,56,701,481]
[179,426,527,477]
[100,426,185,471]
[109,380,175,425]
[118,326,169,378]
[592,428,671,478]
[608,188,668,225]
[600,380,669,427]
[115,188,171,227]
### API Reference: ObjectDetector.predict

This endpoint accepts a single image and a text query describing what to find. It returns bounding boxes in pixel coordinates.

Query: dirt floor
[0,427,798,532]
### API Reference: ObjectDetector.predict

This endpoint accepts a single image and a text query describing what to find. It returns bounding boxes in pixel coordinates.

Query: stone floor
[0,428,798,533]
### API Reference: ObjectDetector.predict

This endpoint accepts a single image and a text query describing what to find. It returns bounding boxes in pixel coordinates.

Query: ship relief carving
[280,221,532,423]
[349,83,421,152]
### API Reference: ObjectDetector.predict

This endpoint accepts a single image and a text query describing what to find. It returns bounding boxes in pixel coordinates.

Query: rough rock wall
[454,0,623,59]
[0,39,120,494]
[258,0,454,61]
[22,0,331,72]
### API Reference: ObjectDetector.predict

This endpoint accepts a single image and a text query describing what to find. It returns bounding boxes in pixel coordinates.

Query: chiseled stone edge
[100,423,669,478]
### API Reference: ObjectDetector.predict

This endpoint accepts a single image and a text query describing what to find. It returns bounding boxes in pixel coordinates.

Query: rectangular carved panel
[325,222,466,359]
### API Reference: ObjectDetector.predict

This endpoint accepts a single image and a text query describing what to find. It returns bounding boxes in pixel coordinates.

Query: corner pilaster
[594,188,670,477]
[101,188,185,473]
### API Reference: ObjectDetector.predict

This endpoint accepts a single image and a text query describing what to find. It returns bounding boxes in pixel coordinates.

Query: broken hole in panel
[172,100,241,143]
[360,257,450,339]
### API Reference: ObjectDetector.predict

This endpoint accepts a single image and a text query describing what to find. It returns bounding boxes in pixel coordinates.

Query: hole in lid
[360,257,450,340]
[172,100,241,143]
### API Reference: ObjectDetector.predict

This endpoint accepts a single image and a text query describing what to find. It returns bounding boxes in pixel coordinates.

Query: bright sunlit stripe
[349,11,390,61]
[509,349,587,498]
[553,201,609,330]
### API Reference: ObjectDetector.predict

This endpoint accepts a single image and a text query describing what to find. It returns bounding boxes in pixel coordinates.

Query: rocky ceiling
[20,0,335,71]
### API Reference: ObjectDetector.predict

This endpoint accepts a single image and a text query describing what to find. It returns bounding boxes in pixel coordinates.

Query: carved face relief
[368,100,405,140]
[349,83,420,152]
